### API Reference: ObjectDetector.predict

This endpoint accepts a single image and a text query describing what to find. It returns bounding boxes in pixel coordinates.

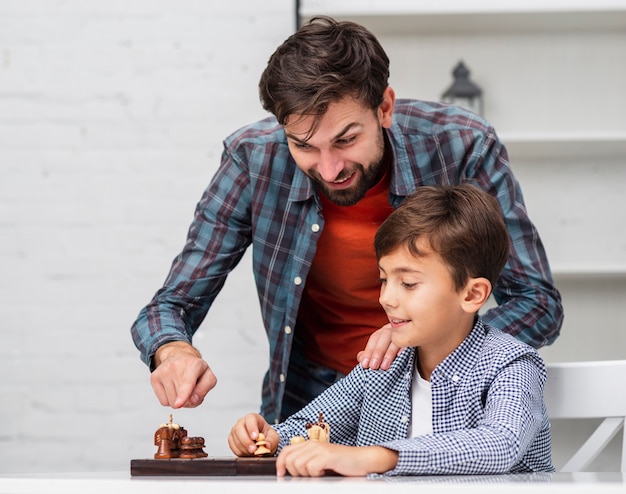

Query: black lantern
[441,61,483,116]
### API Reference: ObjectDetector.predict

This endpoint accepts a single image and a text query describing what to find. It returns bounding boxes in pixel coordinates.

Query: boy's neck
[416,315,478,381]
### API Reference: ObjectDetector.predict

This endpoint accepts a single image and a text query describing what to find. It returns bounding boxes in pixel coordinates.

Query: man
[131,16,563,424]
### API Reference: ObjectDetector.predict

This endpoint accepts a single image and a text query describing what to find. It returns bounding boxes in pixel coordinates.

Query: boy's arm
[276,442,398,477]
[378,353,551,476]
[272,363,368,451]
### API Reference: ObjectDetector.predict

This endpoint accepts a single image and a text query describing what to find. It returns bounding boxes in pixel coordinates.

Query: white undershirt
[409,366,433,438]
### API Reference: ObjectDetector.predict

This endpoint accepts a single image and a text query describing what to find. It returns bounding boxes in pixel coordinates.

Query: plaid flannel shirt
[130,99,563,422]
[272,319,554,476]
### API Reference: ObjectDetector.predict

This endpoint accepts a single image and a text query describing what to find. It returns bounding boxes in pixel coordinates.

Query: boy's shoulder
[479,322,545,369]
[483,322,539,352]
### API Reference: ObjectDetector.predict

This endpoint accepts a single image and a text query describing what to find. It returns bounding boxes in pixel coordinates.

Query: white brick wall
[0,0,294,473]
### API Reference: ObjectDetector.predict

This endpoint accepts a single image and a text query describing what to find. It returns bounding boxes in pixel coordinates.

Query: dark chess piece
[154,417,179,459]
[154,415,206,459]
[179,436,208,459]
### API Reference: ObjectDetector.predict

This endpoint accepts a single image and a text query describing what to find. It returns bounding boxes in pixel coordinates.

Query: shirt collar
[286,156,317,203]
[432,318,489,383]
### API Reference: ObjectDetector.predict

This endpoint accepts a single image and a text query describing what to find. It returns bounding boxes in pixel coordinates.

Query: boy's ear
[461,278,492,313]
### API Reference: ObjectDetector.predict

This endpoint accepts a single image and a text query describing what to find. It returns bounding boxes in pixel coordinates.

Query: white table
[0,471,624,494]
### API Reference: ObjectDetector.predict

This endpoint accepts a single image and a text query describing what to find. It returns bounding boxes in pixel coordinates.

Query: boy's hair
[258,16,390,135]
[374,184,511,291]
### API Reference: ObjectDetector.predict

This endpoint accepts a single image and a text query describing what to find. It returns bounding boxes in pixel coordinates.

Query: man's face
[284,89,395,206]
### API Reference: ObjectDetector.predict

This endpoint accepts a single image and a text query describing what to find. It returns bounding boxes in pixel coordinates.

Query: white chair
[544,360,626,472]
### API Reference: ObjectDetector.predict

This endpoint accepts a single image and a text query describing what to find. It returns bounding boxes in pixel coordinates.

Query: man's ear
[461,278,492,313]
[378,86,396,128]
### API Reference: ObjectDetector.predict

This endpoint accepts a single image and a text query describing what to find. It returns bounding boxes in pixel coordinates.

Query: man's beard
[312,160,384,206]
[311,132,387,207]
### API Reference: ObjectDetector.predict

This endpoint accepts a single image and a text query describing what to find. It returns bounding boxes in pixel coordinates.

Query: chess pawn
[179,436,208,459]
[254,432,272,456]
[290,436,306,445]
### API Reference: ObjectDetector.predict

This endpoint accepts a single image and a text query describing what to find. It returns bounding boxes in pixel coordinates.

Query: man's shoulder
[392,98,492,135]
[224,115,285,146]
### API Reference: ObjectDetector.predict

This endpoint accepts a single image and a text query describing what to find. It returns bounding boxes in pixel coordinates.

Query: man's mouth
[333,171,355,184]
[327,171,356,189]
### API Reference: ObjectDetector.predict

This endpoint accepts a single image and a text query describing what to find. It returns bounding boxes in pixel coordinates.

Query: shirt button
[280,374,285,382]
[294,276,302,286]
[452,374,460,382]
[284,326,292,335]
[311,223,320,232]
[400,415,409,423]
[404,372,411,380]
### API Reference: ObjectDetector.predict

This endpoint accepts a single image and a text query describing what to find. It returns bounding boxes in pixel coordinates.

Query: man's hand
[150,341,217,408]
[228,413,279,457]
[276,441,398,477]
[356,323,402,370]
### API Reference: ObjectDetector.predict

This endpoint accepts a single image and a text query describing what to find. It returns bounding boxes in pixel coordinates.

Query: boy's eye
[294,142,311,150]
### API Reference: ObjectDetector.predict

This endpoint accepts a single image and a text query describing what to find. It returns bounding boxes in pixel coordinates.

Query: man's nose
[317,150,344,182]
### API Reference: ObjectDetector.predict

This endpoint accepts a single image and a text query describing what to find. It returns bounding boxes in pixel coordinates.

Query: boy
[228,183,553,477]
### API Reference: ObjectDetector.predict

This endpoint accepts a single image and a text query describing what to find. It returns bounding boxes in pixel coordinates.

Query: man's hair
[258,16,390,133]
[374,184,511,291]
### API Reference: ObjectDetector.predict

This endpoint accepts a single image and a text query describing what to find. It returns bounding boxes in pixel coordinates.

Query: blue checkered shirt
[130,99,563,422]
[272,319,554,476]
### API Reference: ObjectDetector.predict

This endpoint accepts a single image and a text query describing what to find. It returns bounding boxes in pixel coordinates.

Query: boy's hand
[228,413,279,456]
[276,441,398,477]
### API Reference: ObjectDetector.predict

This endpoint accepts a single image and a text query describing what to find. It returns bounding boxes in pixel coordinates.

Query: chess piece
[154,415,207,459]
[179,436,209,459]
[306,412,330,442]
[289,436,306,445]
[254,432,272,456]
[154,432,172,459]
[154,415,180,459]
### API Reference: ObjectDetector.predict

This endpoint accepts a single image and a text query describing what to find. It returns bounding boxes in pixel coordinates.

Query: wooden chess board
[130,456,277,476]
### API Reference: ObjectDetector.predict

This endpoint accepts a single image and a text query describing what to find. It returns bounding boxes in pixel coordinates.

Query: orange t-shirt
[298,169,394,375]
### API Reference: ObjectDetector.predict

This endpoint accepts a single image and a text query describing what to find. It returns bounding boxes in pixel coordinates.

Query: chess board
[130,456,277,476]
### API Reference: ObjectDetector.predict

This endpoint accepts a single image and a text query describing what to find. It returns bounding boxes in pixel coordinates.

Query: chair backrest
[544,360,626,472]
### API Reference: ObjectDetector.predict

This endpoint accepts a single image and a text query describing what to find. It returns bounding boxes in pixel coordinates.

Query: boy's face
[378,240,474,356]
[283,88,395,207]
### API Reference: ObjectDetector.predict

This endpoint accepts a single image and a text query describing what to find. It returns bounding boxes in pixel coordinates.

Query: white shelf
[300,0,626,367]
[499,132,626,160]
[552,266,626,280]
[299,0,626,33]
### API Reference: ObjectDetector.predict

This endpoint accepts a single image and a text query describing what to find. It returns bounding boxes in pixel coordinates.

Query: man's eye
[402,282,417,289]
[336,136,356,146]
[378,277,387,285]
[294,142,310,150]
